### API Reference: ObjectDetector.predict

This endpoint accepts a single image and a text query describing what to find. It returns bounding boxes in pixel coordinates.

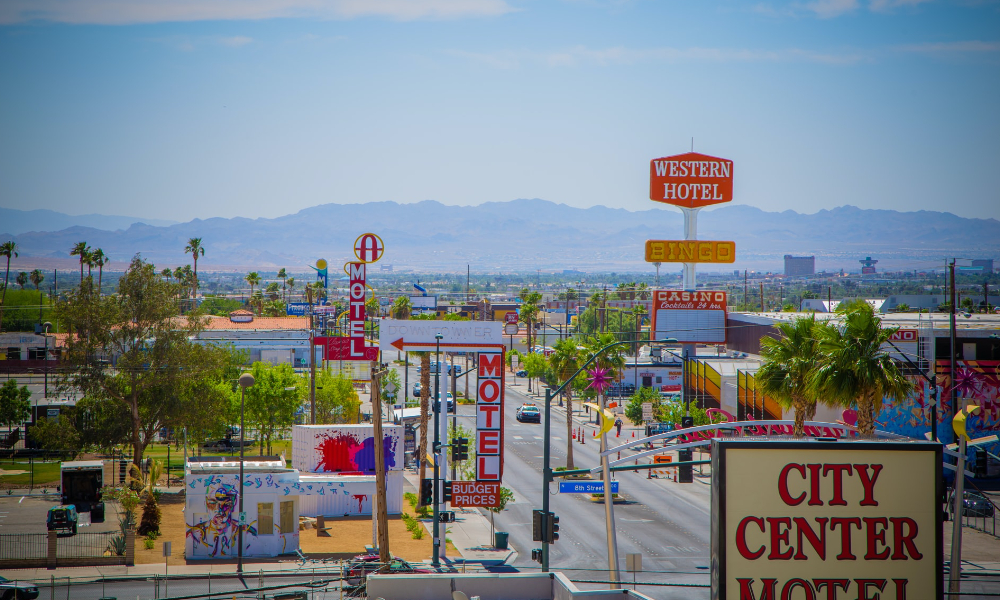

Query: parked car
[413,383,421,397]
[203,438,254,451]
[515,370,528,378]
[434,392,455,413]
[949,490,997,518]
[0,576,40,600]
[46,505,78,535]
[516,403,541,423]
[345,554,431,585]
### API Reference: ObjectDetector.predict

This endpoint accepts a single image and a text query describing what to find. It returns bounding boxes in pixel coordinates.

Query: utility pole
[600,391,621,588]
[759,282,764,312]
[948,259,965,595]
[371,368,390,562]
[307,286,317,424]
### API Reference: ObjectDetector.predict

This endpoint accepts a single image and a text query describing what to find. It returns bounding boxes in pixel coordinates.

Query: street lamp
[237,372,255,574]
[42,322,52,399]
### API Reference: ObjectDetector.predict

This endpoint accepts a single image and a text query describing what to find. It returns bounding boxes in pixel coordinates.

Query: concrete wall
[366,572,655,600]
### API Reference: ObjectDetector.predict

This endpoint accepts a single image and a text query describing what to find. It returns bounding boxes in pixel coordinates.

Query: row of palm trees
[756,300,914,438]
[70,242,110,292]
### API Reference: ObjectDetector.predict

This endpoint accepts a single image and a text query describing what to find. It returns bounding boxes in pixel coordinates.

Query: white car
[516,404,541,423]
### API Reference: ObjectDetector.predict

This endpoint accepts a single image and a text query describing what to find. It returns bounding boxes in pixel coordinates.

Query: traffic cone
[632,431,635,438]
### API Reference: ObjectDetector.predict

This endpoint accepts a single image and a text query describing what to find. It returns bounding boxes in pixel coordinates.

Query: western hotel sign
[711,439,942,600]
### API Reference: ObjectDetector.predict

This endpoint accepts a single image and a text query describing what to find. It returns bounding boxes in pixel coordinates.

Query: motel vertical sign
[711,439,942,600]
[476,351,504,483]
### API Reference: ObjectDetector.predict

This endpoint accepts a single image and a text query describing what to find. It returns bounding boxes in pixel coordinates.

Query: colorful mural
[314,431,397,474]
[186,481,258,557]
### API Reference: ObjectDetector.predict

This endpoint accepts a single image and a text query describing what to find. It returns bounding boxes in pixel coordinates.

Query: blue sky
[1,0,998,222]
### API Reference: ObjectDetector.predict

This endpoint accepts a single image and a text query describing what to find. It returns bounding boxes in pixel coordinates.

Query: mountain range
[2,201,997,272]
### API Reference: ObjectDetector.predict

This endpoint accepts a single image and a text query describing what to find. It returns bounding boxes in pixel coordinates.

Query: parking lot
[0,494,121,535]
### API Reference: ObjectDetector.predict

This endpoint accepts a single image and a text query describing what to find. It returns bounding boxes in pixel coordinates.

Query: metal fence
[947,483,1000,539]
[0,533,47,559]
[56,531,123,560]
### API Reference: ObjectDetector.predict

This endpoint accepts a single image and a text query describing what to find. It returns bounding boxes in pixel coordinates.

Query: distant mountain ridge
[0,207,178,235]
[2,200,997,272]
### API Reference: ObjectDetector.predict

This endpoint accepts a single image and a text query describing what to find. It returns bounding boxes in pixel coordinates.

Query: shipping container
[297,470,403,516]
[292,425,403,474]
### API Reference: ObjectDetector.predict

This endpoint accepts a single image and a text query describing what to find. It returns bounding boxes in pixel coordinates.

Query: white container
[297,470,403,516]
[292,425,403,474]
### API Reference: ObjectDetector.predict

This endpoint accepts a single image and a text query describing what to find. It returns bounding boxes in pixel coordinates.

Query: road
[486,383,713,599]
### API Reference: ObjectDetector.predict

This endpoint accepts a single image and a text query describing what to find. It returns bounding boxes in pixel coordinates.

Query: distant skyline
[2,0,998,221]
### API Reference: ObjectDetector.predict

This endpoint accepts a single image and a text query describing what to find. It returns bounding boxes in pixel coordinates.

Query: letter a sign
[649,152,733,209]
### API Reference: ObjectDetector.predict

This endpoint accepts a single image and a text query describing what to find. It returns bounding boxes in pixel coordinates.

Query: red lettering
[890,517,922,560]
[864,517,890,560]
[807,464,823,506]
[478,431,500,454]
[813,579,850,600]
[781,579,815,600]
[778,464,806,506]
[737,578,777,600]
[478,379,500,402]
[830,517,861,560]
[477,404,500,428]
[793,517,828,561]
[854,464,883,506]
[478,353,503,378]
[823,464,852,506]
[892,579,908,600]
[767,517,793,560]
[855,579,886,600]
[736,516,766,560]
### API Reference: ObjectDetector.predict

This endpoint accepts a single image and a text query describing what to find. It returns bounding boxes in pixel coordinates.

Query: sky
[1,0,998,223]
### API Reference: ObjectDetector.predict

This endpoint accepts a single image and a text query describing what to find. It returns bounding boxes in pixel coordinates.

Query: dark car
[345,554,431,585]
[515,370,528,378]
[46,505,78,535]
[413,383,421,397]
[203,438,253,451]
[433,393,455,413]
[951,490,997,518]
[0,576,40,600]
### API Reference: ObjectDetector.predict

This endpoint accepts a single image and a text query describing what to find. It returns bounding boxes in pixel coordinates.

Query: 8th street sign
[649,152,734,209]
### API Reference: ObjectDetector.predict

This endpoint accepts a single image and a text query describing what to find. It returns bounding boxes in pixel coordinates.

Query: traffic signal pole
[432,334,442,567]
[542,387,552,571]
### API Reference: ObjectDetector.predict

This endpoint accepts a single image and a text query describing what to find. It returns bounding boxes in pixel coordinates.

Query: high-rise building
[784,255,815,277]
[972,259,995,273]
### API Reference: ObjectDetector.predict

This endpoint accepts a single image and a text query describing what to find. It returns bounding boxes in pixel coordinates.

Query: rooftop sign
[649,152,733,209]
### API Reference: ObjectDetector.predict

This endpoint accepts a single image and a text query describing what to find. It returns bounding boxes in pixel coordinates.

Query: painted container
[297,470,403,517]
[292,425,403,474]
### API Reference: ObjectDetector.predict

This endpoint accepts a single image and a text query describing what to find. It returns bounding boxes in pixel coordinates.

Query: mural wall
[291,425,402,475]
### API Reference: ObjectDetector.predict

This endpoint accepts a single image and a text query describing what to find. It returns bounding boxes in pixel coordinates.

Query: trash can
[494,531,509,549]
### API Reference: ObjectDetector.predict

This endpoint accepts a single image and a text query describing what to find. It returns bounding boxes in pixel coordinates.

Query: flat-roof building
[783,255,815,277]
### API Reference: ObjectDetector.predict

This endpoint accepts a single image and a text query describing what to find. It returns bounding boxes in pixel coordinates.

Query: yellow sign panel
[645,240,735,263]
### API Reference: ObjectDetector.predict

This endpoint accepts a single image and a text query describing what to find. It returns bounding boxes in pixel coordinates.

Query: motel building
[190,310,320,367]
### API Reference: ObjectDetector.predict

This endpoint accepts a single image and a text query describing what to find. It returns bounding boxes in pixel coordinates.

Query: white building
[191,311,318,367]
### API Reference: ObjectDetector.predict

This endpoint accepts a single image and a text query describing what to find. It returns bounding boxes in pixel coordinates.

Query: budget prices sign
[711,440,942,600]
[650,152,734,209]
[451,481,500,508]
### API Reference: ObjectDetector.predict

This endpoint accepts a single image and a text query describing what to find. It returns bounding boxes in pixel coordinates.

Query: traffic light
[681,416,694,429]
[975,448,988,478]
[546,512,560,543]
[443,481,453,503]
[677,448,693,483]
[452,437,470,461]
[531,549,543,564]
[532,509,546,542]
[420,478,433,505]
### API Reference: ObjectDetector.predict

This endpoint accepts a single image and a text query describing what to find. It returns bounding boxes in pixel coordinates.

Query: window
[280,500,295,534]
[258,502,273,535]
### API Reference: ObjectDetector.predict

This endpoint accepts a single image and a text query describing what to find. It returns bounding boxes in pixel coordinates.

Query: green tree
[624,385,661,426]
[70,241,89,286]
[0,241,18,332]
[549,338,582,469]
[55,255,227,464]
[522,351,547,394]
[29,414,82,456]
[313,369,361,424]
[485,486,515,543]
[277,268,287,303]
[30,269,45,325]
[15,271,28,290]
[390,296,412,319]
[756,315,826,437]
[75,396,132,452]
[90,249,107,294]
[895,303,910,313]
[0,379,31,428]
[519,288,542,353]
[242,361,299,455]
[812,301,915,437]
[245,271,261,305]
[185,238,205,298]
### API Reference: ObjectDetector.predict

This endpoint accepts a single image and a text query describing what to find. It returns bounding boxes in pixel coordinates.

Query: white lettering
[654,161,669,176]
[663,183,676,199]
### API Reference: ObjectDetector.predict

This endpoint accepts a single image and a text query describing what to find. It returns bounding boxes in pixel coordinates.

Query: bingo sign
[322,233,384,362]
[712,439,942,600]
[650,290,727,344]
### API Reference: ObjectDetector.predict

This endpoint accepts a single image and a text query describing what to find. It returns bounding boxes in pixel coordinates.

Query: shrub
[137,494,161,537]
[143,536,155,550]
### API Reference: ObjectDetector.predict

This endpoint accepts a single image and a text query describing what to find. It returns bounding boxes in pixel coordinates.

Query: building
[972,259,995,273]
[192,311,316,367]
[783,255,815,277]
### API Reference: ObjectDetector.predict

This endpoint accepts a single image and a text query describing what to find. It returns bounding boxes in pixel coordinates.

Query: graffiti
[186,482,258,557]
[314,432,397,473]
[352,494,369,512]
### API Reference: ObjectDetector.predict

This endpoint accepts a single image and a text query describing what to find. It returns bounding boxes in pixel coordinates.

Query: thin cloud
[0,0,516,25]
[869,0,934,11]
[218,36,254,47]
[802,0,859,18]
[149,34,256,51]
[896,40,1000,54]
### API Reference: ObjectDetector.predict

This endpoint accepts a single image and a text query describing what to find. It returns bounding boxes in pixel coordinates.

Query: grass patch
[0,458,62,486]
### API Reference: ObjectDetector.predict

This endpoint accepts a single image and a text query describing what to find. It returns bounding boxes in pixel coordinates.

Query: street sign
[559,480,619,494]
[642,402,654,422]
[383,380,397,394]
[626,553,642,573]
[162,541,172,557]
[450,481,501,508]
[286,302,310,316]
[504,323,518,336]
[504,312,519,324]
[238,511,247,524]
[378,319,504,352]
[650,290,727,344]
[649,152,734,208]
[645,240,735,263]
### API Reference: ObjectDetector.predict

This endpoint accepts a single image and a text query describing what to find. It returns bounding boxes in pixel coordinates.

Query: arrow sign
[380,319,504,352]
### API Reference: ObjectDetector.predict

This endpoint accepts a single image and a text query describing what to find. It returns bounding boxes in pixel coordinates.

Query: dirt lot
[137,493,455,565]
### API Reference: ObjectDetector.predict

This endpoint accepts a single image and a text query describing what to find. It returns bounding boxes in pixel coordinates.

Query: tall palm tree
[756,315,825,437]
[277,268,287,303]
[550,338,582,469]
[520,288,542,353]
[416,351,432,506]
[286,277,296,302]
[90,248,107,294]
[70,242,89,285]
[245,272,261,309]
[30,269,44,324]
[391,296,412,319]
[0,241,18,332]
[184,238,205,298]
[15,271,28,289]
[160,268,172,280]
[812,301,915,437]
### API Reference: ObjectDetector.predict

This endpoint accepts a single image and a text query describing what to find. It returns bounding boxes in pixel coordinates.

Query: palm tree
[812,301,915,437]
[15,271,28,289]
[0,241,18,332]
[30,269,44,324]
[390,296,412,319]
[277,268,287,303]
[550,338,582,469]
[161,268,172,280]
[245,271,261,302]
[756,315,825,437]
[184,238,205,298]
[90,248,107,294]
[520,288,542,353]
[286,277,296,302]
[70,242,89,285]
[416,351,432,506]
